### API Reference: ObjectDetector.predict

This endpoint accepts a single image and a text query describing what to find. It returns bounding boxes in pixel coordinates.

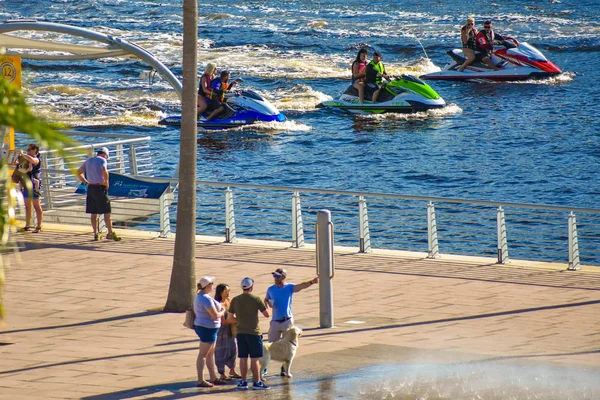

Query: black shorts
[475,52,490,63]
[86,185,111,214]
[236,333,263,359]
[206,98,223,112]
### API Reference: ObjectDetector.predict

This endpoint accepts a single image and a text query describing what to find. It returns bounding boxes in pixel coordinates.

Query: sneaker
[236,380,249,390]
[280,366,286,376]
[94,233,102,241]
[106,232,122,241]
[252,381,270,390]
[261,368,267,376]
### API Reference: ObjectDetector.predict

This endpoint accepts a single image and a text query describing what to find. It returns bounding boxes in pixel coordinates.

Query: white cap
[199,276,214,289]
[241,277,254,290]
[98,147,110,159]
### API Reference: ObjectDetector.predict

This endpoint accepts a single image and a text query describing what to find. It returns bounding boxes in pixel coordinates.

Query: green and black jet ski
[317,74,445,114]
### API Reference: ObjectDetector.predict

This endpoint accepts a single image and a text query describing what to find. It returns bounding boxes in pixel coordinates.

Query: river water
[2,0,599,258]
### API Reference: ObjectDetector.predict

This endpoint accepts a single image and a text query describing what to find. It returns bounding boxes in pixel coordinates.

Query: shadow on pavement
[0,310,161,335]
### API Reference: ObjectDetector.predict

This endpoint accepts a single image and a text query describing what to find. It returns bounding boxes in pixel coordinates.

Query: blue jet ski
[159,90,286,129]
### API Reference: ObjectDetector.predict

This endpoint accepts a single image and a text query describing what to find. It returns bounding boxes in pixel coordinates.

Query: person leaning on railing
[76,147,121,241]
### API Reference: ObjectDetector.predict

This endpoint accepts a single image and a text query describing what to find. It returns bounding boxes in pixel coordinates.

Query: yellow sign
[0,56,22,89]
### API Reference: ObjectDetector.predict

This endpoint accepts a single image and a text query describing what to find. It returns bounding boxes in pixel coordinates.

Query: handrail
[40,170,600,215]
[72,175,600,215]
[40,137,152,154]
[35,169,600,266]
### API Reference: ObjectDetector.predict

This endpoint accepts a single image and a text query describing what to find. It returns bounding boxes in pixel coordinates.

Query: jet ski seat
[447,49,495,70]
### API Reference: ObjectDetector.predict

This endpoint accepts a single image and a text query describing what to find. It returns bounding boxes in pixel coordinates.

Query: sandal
[19,226,31,232]
[229,372,242,379]
[211,378,228,385]
[32,226,42,233]
[196,380,214,388]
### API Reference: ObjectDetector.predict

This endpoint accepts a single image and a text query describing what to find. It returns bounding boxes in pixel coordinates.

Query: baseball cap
[272,268,287,279]
[98,147,110,159]
[241,277,254,290]
[199,276,214,289]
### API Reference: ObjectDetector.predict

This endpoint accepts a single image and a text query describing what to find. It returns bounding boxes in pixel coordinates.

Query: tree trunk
[164,0,198,312]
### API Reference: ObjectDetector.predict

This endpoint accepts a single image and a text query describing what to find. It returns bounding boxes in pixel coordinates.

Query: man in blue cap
[263,268,318,375]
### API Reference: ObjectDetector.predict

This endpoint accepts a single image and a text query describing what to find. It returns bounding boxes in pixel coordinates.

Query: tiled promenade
[1,224,599,399]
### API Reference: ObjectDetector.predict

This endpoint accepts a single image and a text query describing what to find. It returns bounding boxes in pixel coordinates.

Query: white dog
[259,326,302,378]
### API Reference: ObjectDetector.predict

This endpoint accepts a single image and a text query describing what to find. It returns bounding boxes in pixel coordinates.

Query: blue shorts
[236,333,263,359]
[22,187,41,199]
[194,326,219,343]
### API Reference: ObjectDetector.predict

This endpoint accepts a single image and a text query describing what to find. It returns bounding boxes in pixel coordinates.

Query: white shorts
[267,317,294,342]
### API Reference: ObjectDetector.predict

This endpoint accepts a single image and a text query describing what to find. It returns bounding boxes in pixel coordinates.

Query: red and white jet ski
[421,40,561,82]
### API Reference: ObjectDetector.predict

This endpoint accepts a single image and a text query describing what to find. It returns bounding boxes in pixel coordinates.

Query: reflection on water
[167,361,599,400]
[335,363,600,400]
[197,132,275,154]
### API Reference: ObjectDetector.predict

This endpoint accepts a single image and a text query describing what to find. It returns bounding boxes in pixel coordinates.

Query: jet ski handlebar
[496,37,519,49]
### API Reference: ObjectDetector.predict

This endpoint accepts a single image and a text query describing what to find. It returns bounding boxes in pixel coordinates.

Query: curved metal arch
[0,20,183,100]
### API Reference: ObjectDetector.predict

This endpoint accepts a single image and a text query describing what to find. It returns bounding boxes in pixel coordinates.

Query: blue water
[2,1,600,260]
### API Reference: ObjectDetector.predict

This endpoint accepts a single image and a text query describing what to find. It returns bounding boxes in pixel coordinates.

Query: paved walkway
[1,224,599,399]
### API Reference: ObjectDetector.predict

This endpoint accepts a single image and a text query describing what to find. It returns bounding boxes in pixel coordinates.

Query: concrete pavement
[1,224,599,399]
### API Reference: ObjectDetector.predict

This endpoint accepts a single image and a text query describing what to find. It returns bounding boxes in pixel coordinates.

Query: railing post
[427,201,440,258]
[116,144,125,174]
[129,144,138,175]
[358,196,371,253]
[291,191,305,248]
[159,190,171,238]
[40,155,53,210]
[53,152,66,189]
[225,187,237,243]
[497,206,509,264]
[316,210,334,328]
[567,212,580,271]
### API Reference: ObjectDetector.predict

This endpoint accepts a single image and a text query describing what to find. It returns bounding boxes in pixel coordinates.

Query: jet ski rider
[205,70,240,121]
[365,51,390,103]
[458,17,477,72]
[198,63,217,117]
[475,20,519,71]
[351,48,369,104]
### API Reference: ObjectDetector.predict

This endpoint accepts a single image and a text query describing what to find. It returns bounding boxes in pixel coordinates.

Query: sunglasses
[484,25,491,28]
[467,23,473,26]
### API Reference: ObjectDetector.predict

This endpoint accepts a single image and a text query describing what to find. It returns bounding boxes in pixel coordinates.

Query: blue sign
[75,173,170,199]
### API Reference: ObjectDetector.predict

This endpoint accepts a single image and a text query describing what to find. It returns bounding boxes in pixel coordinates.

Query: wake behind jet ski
[159,89,286,129]
[421,40,561,82]
[317,75,446,114]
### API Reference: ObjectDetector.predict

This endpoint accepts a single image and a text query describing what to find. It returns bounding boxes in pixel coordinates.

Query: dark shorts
[206,99,223,112]
[195,326,219,343]
[22,186,41,199]
[366,82,380,90]
[86,185,111,214]
[236,333,263,359]
[475,52,490,63]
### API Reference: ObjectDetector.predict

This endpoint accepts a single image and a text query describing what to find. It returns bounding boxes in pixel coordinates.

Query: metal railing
[20,132,156,230]
[19,130,598,268]
[36,170,600,268]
